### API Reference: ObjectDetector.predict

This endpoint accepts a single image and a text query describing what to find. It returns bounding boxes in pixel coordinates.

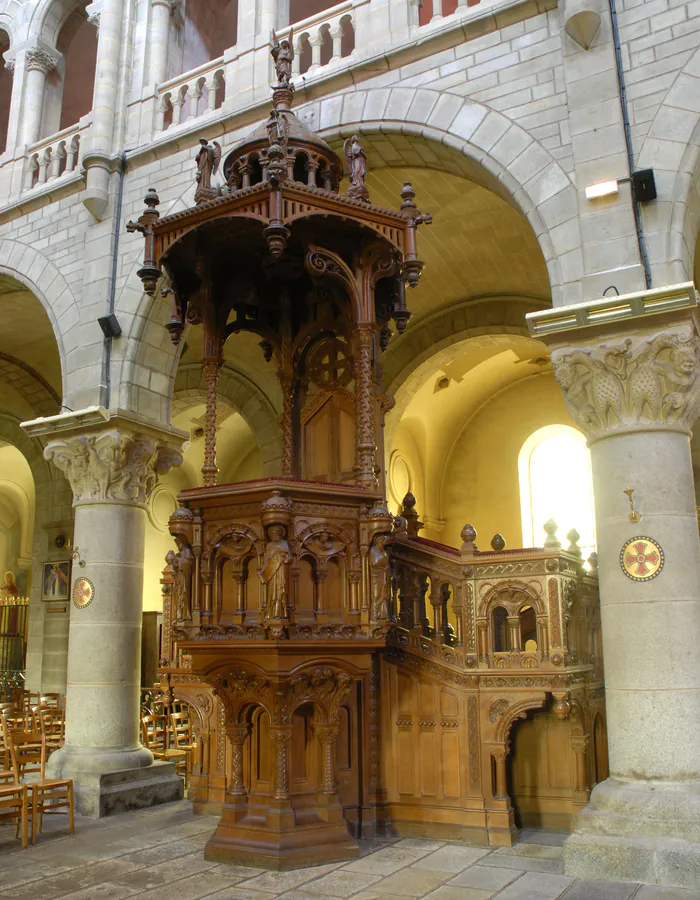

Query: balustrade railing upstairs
[276,0,358,77]
[24,121,85,191]
[388,522,599,675]
[156,57,226,133]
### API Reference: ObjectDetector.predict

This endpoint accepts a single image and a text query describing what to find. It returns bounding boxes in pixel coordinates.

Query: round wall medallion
[620,537,664,582]
[72,577,95,609]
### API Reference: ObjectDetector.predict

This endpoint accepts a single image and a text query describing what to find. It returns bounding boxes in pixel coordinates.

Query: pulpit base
[204,817,359,870]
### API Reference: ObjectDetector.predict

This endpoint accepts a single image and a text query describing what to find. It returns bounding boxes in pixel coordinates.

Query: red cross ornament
[620,537,664,582]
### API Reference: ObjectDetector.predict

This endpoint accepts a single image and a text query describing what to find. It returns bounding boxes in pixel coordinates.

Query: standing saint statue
[257,524,291,619]
[344,135,369,202]
[195,138,221,203]
[369,533,391,621]
[173,536,194,621]
[271,29,294,85]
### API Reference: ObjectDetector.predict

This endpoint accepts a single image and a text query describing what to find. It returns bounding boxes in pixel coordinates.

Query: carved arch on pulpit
[494,696,546,745]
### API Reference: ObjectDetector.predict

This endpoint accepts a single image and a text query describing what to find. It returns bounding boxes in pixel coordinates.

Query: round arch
[635,46,700,285]
[0,239,78,401]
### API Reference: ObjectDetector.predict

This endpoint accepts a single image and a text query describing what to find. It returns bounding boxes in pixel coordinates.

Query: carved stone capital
[44,425,183,507]
[551,326,700,441]
[25,47,57,75]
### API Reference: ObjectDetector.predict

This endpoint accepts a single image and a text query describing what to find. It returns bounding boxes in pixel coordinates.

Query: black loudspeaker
[632,169,657,203]
[98,313,122,338]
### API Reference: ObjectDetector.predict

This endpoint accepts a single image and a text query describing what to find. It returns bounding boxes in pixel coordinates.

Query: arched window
[518,425,596,558]
[55,4,98,133]
[0,30,11,152]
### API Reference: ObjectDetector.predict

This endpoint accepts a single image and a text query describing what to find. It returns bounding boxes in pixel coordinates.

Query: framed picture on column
[41,561,71,602]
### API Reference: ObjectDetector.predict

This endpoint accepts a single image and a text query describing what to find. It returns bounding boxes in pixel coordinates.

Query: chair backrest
[38,706,65,741]
[0,745,19,785]
[0,705,26,743]
[8,731,46,781]
[39,693,62,709]
[141,714,166,752]
[170,711,193,748]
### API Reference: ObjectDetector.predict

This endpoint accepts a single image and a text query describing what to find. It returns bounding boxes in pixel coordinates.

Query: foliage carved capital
[45,429,183,507]
[550,327,700,441]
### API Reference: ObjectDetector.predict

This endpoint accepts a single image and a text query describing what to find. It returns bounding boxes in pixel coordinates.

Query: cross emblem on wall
[620,537,664,582]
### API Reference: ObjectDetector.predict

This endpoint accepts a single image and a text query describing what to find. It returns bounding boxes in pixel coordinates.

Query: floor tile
[564,880,640,900]
[491,871,575,900]
[296,869,381,896]
[245,864,341,894]
[421,887,493,900]
[344,848,431,876]
[113,853,221,889]
[479,855,564,874]
[372,867,450,897]
[411,846,491,874]
[492,843,563,861]
[392,839,446,853]
[203,889,278,900]
[517,831,567,847]
[135,872,249,900]
[635,888,700,899]
[448,867,524,891]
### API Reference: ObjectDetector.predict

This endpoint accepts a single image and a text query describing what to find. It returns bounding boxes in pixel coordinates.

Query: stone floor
[0,801,698,900]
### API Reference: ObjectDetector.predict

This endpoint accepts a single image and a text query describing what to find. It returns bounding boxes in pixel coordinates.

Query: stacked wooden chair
[8,731,74,844]
[0,739,29,848]
[141,711,192,789]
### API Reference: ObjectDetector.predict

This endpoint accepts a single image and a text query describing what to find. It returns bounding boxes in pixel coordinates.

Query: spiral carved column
[201,357,220,486]
[353,324,377,488]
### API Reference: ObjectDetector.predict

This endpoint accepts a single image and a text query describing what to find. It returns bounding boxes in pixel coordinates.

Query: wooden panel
[441,731,461,799]
[338,407,355,476]
[440,690,458,719]
[546,719,572,789]
[398,729,415,795]
[419,682,434,717]
[304,400,332,481]
[337,704,351,771]
[419,730,436,797]
[397,672,414,717]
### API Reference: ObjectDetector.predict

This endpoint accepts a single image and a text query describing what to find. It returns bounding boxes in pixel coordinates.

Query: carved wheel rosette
[551,329,700,440]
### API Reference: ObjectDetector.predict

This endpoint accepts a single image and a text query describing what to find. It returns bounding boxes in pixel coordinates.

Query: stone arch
[0,238,79,401]
[0,10,17,44]
[304,87,580,308]
[173,363,282,476]
[28,0,85,45]
[636,47,700,285]
[0,413,52,500]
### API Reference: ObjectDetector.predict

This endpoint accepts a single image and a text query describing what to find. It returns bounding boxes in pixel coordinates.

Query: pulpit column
[29,410,185,817]
[530,284,700,887]
[354,324,378,488]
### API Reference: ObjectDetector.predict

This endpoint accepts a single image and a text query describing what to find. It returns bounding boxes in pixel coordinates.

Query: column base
[564,778,700,888]
[48,745,183,817]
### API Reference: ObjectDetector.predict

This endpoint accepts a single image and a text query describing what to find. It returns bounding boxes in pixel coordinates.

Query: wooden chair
[0,746,29,849]
[0,704,27,748]
[142,714,190,788]
[169,710,195,753]
[37,706,65,756]
[8,731,74,844]
[39,693,63,709]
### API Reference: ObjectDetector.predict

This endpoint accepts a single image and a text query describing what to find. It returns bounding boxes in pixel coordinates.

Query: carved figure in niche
[88,435,123,499]
[305,531,344,561]
[268,108,287,145]
[271,29,294,85]
[258,525,291,619]
[369,534,391,621]
[195,139,221,193]
[344,136,369,202]
[173,536,194,622]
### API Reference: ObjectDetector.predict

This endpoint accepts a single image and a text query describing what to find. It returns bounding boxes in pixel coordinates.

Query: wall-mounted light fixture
[98,313,122,338]
[585,180,619,200]
[585,170,657,203]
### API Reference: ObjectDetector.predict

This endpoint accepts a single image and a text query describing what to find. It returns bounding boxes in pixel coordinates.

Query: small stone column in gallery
[23,409,186,817]
[148,0,174,86]
[528,283,700,888]
[22,48,57,147]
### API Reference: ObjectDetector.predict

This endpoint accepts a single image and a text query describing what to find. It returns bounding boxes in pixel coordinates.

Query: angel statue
[271,29,294,85]
[257,524,291,619]
[344,135,369,202]
[195,138,221,202]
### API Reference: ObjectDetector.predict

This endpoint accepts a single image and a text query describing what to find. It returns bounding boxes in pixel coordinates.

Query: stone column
[148,0,173,87]
[26,410,186,817]
[529,284,700,888]
[22,48,57,147]
[82,0,125,219]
